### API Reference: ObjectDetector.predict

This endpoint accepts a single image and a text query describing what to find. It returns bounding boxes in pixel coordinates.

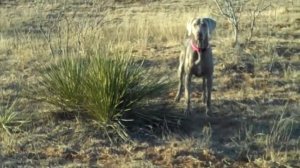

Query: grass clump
[265,112,294,163]
[0,96,25,135]
[38,58,88,111]
[35,52,179,142]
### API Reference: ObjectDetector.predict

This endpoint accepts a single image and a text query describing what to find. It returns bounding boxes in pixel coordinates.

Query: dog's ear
[186,18,201,37]
[186,18,194,37]
[202,18,216,38]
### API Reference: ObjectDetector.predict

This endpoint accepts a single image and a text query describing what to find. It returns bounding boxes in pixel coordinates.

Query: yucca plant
[35,52,176,141]
[37,58,89,111]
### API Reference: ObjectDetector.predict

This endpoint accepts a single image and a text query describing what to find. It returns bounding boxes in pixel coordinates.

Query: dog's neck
[190,40,209,53]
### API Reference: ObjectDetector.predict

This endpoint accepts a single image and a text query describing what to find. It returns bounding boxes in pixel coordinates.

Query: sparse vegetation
[265,111,294,163]
[0,0,299,167]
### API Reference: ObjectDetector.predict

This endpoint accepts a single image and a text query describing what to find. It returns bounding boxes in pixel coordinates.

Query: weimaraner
[174,17,216,115]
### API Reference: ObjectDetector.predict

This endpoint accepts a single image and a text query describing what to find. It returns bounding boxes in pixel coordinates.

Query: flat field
[0,0,299,167]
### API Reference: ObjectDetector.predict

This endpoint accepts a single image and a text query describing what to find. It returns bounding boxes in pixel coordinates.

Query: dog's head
[186,17,216,50]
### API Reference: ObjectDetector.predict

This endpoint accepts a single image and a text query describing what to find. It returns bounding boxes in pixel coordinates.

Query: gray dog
[174,17,216,115]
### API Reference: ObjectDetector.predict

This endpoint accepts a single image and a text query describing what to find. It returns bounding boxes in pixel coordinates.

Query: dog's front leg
[184,72,192,115]
[174,62,184,102]
[206,75,213,114]
[202,77,207,104]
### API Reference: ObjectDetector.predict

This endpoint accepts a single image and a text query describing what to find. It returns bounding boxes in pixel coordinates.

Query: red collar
[191,41,200,53]
[190,41,209,53]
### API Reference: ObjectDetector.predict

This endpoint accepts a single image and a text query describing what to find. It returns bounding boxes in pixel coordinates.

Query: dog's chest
[191,52,203,77]
[191,51,212,77]
[191,65,202,77]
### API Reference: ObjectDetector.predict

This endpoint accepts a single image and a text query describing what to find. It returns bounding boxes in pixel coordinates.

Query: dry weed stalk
[213,0,270,47]
[246,0,271,46]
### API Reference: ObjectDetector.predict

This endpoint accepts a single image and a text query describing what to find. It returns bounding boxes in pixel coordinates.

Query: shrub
[35,52,180,141]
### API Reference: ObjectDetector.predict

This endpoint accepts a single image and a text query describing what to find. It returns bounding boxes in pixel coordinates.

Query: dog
[174,17,216,115]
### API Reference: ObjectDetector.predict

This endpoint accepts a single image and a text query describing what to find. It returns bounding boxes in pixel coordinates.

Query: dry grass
[0,0,299,167]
